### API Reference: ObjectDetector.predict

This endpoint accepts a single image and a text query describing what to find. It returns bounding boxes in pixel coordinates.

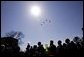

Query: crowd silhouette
[1,28,83,56]
[1,36,83,56]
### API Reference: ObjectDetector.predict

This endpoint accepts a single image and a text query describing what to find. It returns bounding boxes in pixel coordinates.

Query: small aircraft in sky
[49,20,51,23]
[40,19,51,26]
[41,23,43,26]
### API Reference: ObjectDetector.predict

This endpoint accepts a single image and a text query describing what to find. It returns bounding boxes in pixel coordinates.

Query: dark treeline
[1,36,84,56]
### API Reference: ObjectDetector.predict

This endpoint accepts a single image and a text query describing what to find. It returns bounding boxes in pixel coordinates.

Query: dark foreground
[1,37,84,56]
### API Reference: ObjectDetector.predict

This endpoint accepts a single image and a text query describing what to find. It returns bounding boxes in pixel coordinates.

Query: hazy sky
[1,1,83,51]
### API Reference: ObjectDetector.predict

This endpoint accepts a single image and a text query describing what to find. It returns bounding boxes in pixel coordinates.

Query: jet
[41,23,43,26]
[49,20,51,23]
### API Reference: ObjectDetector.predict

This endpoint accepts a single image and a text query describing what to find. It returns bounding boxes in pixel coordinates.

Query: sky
[1,1,83,51]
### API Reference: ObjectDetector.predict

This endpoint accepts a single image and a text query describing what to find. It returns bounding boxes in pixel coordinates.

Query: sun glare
[30,6,41,17]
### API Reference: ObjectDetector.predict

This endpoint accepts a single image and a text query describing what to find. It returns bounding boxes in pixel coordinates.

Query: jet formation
[40,19,51,26]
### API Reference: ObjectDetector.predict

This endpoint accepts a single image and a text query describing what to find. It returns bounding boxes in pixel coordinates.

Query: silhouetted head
[65,38,70,44]
[27,43,30,48]
[38,42,41,46]
[71,41,74,44]
[58,40,62,45]
[33,45,37,49]
[50,40,54,45]
[73,36,80,43]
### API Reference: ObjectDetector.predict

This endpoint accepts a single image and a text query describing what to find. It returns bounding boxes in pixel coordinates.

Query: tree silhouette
[5,31,24,44]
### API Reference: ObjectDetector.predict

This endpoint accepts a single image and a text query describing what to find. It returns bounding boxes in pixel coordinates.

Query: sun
[30,6,41,17]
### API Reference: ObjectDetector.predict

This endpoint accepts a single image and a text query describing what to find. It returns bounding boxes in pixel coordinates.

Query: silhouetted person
[62,43,67,56]
[65,38,71,49]
[37,42,45,56]
[26,43,30,50]
[57,40,63,56]
[69,41,77,56]
[48,40,56,56]
[1,36,83,56]
[32,45,38,56]
[25,43,31,56]
[65,38,71,56]
[65,38,70,44]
